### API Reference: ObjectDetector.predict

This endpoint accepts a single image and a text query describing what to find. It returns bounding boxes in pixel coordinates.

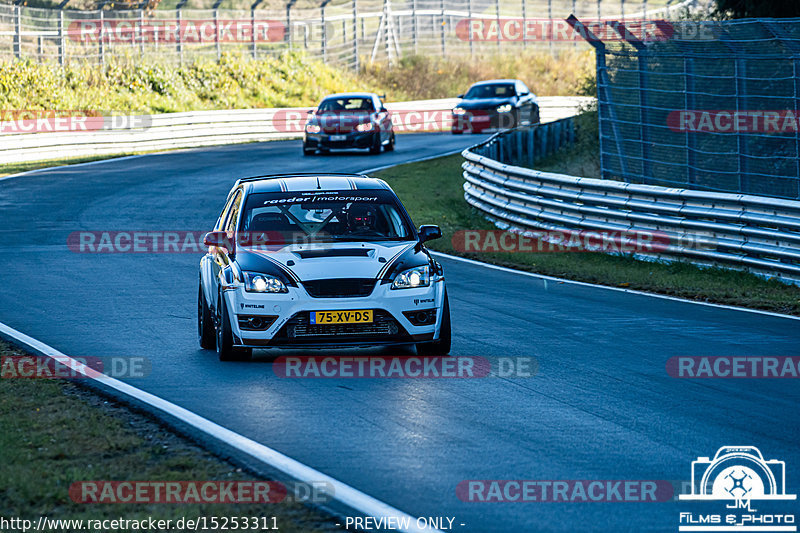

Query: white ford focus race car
[198,173,451,361]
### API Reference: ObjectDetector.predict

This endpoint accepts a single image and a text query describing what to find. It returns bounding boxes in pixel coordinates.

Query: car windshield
[317,97,374,113]
[240,190,414,244]
[464,84,516,99]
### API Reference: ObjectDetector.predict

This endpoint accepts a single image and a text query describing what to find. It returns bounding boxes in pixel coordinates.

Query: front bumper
[451,110,515,133]
[222,278,445,348]
[304,130,379,150]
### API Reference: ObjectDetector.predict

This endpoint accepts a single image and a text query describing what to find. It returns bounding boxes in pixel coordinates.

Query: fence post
[411,0,417,55]
[251,7,257,59]
[494,0,500,50]
[286,0,295,49]
[684,57,695,186]
[352,0,359,71]
[13,5,20,59]
[321,0,330,63]
[547,0,552,53]
[99,9,105,66]
[735,58,748,194]
[175,4,185,67]
[467,0,473,56]
[440,0,445,57]
[58,9,65,65]
[597,0,601,20]
[138,9,144,58]
[520,0,525,49]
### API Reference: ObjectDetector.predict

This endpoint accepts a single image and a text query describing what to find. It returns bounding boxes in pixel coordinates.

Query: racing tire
[216,291,252,362]
[416,291,451,356]
[384,133,395,151]
[369,135,382,154]
[198,282,216,349]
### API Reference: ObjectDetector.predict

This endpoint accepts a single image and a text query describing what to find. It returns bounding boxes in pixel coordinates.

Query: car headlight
[452,107,467,115]
[305,124,321,133]
[244,272,288,293]
[496,104,512,113]
[392,265,430,289]
[356,122,374,132]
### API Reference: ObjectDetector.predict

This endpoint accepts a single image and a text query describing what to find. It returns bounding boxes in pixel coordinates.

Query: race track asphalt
[1,133,798,532]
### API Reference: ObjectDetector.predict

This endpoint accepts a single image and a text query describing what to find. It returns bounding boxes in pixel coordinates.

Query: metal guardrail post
[494,0,500,50]
[58,9,65,65]
[99,9,105,66]
[251,0,265,60]
[138,9,145,58]
[321,0,331,63]
[352,0,359,71]
[411,0,417,55]
[286,0,296,49]
[467,0,473,56]
[13,5,21,59]
[175,0,188,66]
[440,0,446,57]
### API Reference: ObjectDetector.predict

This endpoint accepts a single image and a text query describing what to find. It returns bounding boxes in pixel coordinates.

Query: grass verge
[0,50,593,114]
[0,340,339,531]
[373,153,800,316]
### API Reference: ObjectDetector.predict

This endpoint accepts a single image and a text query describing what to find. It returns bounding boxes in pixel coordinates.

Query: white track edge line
[432,251,800,322]
[0,320,442,533]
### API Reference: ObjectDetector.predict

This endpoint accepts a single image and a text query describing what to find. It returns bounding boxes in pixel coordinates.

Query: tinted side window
[225,192,243,233]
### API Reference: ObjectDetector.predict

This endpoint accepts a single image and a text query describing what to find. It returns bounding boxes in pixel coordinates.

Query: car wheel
[416,291,451,356]
[216,291,252,362]
[198,282,215,350]
[452,129,463,135]
[384,133,395,152]
[369,134,382,154]
[302,144,315,156]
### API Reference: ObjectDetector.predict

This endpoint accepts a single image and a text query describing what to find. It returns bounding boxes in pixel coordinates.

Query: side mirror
[380,106,388,113]
[307,109,314,114]
[418,225,442,243]
[203,231,234,254]
[457,93,464,99]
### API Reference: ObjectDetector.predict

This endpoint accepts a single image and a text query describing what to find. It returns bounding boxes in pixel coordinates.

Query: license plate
[329,135,346,141]
[311,310,373,324]
[471,116,490,122]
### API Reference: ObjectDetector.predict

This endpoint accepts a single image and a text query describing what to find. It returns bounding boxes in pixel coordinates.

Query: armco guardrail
[462,119,800,283]
[0,96,585,165]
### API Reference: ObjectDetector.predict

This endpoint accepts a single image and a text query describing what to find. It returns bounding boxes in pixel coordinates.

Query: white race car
[198,173,451,361]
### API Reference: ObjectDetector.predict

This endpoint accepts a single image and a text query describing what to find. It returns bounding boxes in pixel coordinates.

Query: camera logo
[680,446,795,502]
[678,446,796,533]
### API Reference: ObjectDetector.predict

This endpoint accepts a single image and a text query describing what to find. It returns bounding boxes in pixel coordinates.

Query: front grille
[281,310,401,338]
[302,278,376,298]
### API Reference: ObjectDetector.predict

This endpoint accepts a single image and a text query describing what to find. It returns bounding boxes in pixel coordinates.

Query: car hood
[237,241,425,282]
[456,97,516,110]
